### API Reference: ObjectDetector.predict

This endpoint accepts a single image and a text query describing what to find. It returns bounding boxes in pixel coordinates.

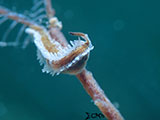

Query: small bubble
[113,102,119,109]
[64,10,74,20]
[113,19,125,31]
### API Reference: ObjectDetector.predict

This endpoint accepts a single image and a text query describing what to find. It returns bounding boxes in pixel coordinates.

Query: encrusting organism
[0,0,124,120]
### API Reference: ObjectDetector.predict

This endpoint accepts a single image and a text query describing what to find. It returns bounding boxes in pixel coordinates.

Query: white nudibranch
[25,25,94,76]
[0,4,94,76]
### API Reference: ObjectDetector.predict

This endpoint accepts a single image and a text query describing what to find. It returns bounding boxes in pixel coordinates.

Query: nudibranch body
[26,25,94,75]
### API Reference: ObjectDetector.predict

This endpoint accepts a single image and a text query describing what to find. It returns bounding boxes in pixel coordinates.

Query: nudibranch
[26,25,94,75]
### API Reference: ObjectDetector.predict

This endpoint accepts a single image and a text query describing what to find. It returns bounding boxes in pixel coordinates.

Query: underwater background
[0,0,160,120]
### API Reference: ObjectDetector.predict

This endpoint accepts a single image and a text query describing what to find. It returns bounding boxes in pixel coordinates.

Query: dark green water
[0,0,160,120]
